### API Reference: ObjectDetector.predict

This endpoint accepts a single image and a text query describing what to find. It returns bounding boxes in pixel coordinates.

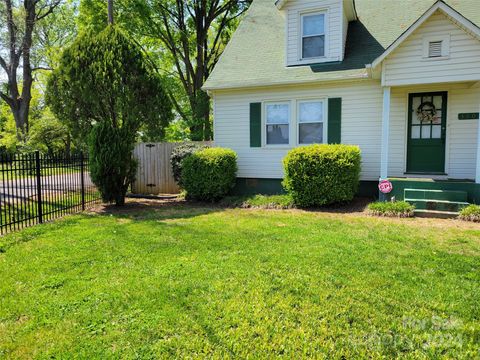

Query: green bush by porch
[459,204,480,222]
[367,201,415,218]
[181,147,237,201]
[282,144,361,207]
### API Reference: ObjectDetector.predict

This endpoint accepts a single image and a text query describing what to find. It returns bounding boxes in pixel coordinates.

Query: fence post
[35,151,43,224]
[80,152,85,210]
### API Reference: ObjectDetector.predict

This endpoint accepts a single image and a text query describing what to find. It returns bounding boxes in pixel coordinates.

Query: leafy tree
[77,0,251,141]
[27,109,70,154]
[128,0,251,141]
[47,26,172,205]
[0,0,62,138]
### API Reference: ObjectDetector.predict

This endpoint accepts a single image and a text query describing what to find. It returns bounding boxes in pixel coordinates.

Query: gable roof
[203,0,480,91]
[371,0,480,69]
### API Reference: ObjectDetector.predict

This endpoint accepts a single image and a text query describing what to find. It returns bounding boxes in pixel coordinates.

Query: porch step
[414,209,459,219]
[405,198,469,213]
[404,188,468,202]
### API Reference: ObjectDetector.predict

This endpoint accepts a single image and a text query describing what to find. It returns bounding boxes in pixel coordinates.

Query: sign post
[378,179,393,202]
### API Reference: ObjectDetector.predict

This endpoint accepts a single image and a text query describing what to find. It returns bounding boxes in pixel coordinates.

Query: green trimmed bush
[181,147,237,201]
[171,143,209,187]
[282,144,361,207]
[89,122,137,206]
[367,201,415,218]
[459,204,480,222]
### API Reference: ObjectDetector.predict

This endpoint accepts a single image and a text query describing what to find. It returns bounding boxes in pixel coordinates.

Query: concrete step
[404,188,468,202]
[405,198,469,213]
[414,209,459,219]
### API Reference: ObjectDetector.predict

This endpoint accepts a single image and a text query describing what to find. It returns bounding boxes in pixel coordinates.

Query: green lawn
[0,203,479,358]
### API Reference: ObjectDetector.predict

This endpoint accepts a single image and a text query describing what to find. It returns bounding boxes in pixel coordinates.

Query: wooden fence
[131,142,210,195]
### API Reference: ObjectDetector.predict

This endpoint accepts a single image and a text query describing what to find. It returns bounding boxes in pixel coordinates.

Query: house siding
[213,81,479,182]
[284,0,343,66]
[383,10,480,86]
[213,80,382,181]
[388,83,480,180]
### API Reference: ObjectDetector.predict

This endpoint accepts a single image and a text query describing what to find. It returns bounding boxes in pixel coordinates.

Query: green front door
[406,92,447,174]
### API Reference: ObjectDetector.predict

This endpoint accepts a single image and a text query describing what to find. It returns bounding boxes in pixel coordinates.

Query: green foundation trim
[384,178,480,204]
[231,178,378,197]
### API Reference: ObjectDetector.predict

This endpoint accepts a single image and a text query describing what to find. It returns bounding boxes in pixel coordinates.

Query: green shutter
[328,98,342,144]
[250,102,262,147]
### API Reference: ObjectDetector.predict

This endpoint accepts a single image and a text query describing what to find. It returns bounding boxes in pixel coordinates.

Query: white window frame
[297,99,327,145]
[264,101,291,147]
[299,10,328,61]
[422,34,450,60]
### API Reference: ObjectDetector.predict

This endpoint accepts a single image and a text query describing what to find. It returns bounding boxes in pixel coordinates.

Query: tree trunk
[108,0,114,24]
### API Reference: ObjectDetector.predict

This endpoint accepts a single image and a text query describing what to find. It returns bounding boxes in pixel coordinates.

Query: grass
[0,203,479,358]
[367,201,415,218]
[221,194,294,209]
[459,204,480,222]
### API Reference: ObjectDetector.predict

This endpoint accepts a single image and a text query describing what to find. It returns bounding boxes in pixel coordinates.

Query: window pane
[432,125,442,138]
[266,104,289,124]
[299,101,323,123]
[412,111,421,124]
[411,126,420,139]
[412,96,421,111]
[302,36,325,58]
[267,124,289,144]
[303,14,324,36]
[432,110,442,124]
[421,125,431,138]
[433,95,443,109]
[299,123,323,144]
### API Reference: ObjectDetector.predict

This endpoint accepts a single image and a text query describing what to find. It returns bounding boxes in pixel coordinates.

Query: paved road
[0,172,94,202]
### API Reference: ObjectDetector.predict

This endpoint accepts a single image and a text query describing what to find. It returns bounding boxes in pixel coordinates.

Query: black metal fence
[0,151,100,235]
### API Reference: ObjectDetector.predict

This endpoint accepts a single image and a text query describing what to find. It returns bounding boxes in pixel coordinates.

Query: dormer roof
[275,0,357,21]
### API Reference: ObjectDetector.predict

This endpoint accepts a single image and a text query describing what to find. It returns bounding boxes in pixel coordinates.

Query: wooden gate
[131,142,211,195]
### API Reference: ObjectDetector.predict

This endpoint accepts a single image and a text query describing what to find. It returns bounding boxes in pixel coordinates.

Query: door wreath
[416,101,437,123]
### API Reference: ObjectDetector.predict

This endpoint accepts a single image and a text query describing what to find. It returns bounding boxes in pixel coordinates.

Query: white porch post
[476,102,480,183]
[380,87,391,180]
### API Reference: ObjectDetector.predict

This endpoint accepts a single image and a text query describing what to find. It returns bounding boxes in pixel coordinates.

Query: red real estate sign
[378,180,393,194]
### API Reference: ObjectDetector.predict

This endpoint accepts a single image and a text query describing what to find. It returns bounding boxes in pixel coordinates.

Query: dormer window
[301,12,326,59]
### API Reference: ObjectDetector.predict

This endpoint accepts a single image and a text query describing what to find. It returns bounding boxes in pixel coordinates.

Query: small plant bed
[221,194,295,209]
[367,201,415,218]
[459,204,480,222]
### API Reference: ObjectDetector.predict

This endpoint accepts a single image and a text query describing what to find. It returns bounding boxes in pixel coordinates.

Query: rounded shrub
[171,143,209,187]
[282,144,361,207]
[181,147,237,201]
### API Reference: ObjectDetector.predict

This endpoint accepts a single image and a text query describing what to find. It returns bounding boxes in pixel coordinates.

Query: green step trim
[404,188,468,202]
[384,178,480,204]
[405,198,469,212]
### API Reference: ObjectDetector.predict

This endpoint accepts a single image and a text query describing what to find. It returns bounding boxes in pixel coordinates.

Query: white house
[203,0,480,211]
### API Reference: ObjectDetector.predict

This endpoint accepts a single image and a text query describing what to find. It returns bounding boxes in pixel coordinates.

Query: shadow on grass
[0,196,373,253]
[90,196,374,221]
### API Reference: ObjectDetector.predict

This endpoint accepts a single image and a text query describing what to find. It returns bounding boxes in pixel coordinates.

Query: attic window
[301,12,326,59]
[428,41,442,58]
